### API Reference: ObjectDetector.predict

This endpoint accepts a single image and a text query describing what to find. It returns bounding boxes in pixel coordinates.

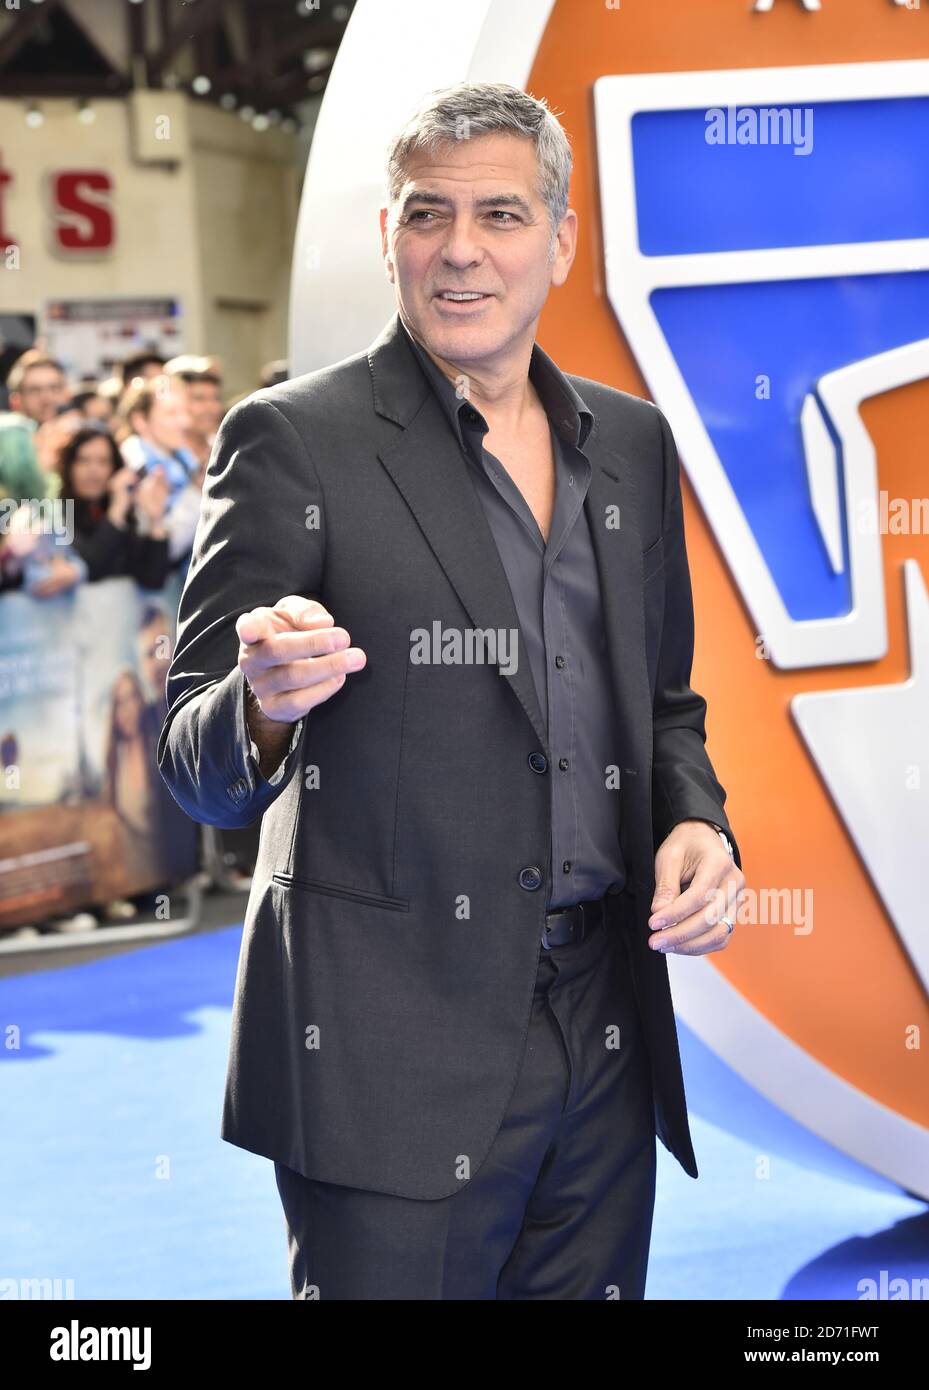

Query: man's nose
[441,218,485,266]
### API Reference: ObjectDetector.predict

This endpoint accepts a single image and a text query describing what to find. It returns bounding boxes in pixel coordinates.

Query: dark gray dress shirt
[399,317,627,910]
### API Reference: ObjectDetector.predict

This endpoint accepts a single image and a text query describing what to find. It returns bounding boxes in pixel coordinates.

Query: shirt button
[528,752,549,774]
[558,757,569,771]
[518,866,543,891]
[554,655,566,669]
[562,861,571,874]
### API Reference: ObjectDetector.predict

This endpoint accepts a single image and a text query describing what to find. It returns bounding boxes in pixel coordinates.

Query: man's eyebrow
[400,191,533,217]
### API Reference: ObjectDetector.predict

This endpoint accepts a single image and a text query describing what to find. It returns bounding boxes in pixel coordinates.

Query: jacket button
[519,866,543,891]
[527,751,548,774]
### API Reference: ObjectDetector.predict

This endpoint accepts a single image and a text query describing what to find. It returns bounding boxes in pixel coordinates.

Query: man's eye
[406,209,518,225]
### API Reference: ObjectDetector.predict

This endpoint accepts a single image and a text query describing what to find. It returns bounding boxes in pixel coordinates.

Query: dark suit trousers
[273,900,657,1300]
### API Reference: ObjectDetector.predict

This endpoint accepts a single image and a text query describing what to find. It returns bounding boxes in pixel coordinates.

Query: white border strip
[594,60,929,671]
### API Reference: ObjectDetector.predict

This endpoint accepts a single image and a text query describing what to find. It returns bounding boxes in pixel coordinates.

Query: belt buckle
[541,902,586,951]
[541,909,562,952]
[540,916,553,952]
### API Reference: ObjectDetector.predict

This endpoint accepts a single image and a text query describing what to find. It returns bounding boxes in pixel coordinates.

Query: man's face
[184,380,223,438]
[380,132,576,371]
[11,365,68,424]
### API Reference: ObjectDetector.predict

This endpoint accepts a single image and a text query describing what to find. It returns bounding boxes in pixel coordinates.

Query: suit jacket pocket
[272,871,410,912]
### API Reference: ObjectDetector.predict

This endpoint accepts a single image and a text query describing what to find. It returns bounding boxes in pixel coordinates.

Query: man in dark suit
[158,81,745,1300]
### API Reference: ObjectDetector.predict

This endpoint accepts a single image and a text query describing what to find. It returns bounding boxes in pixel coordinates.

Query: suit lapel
[371,317,548,748]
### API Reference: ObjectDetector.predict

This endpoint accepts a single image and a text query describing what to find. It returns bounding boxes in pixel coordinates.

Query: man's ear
[550,208,578,289]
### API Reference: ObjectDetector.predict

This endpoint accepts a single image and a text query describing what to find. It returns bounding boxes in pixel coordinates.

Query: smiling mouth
[435,291,492,302]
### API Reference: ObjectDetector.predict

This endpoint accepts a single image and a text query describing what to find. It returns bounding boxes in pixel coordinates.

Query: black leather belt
[541,894,609,950]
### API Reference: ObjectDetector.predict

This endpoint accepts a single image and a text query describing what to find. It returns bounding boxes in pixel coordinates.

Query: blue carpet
[1,926,925,1300]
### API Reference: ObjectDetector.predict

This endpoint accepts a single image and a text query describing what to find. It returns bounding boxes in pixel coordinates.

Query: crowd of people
[0,344,288,939]
[0,346,232,595]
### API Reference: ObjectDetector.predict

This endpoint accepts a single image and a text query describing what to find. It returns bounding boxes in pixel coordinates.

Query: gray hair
[385,82,573,250]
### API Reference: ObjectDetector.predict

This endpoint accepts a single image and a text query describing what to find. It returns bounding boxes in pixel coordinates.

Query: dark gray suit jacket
[158,311,741,1199]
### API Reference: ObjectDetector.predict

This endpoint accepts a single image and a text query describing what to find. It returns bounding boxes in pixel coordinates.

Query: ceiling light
[302,48,332,73]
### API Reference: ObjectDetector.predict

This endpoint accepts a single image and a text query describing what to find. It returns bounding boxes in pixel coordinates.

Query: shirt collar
[398,316,594,453]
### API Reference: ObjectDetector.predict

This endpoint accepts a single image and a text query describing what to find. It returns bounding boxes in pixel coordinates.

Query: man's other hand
[647,820,745,955]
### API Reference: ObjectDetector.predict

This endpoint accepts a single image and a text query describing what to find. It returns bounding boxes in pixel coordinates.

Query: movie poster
[0,574,196,928]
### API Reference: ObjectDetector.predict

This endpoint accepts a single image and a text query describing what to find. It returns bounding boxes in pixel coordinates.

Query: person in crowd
[164,355,224,467]
[115,375,195,494]
[21,395,94,480]
[0,409,47,504]
[6,350,69,426]
[259,359,289,389]
[119,351,166,384]
[32,415,75,477]
[0,413,47,591]
[116,375,203,574]
[0,414,86,598]
[50,401,87,439]
[96,376,127,415]
[55,425,171,588]
[68,389,114,424]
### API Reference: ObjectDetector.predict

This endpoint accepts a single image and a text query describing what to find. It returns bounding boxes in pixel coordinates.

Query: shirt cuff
[247,721,303,786]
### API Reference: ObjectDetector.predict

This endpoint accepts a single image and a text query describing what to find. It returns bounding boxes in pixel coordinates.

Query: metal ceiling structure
[0,0,353,124]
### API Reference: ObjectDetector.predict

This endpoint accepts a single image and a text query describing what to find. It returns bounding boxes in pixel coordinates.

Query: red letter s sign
[52,171,114,252]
